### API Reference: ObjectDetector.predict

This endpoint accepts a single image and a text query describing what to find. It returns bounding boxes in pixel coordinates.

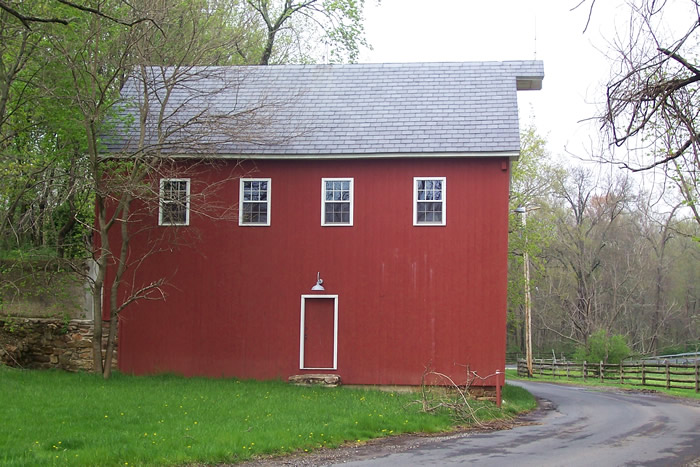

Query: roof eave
[151,151,521,160]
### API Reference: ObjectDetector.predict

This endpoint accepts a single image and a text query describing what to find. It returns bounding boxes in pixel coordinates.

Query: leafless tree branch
[0,1,69,29]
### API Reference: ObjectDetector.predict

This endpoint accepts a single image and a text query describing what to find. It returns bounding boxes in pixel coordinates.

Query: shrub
[573,330,631,364]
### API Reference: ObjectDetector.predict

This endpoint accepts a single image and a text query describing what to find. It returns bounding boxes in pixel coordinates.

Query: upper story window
[413,177,446,226]
[159,178,190,226]
[239,178,271,226]
[322,178,353,226]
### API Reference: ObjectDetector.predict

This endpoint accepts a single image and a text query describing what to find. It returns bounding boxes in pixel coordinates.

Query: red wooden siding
[113,157,510,386]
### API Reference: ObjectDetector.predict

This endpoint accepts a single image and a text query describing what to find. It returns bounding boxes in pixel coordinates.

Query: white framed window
[159,178,190,226]
[413,177,446,226]
[239,178,271,226]
[321,178,353,226]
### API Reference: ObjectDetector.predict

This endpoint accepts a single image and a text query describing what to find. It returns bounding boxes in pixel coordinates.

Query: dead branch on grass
[413,363,502,427]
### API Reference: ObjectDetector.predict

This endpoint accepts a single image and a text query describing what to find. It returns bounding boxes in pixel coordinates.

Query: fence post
[495,370,502,408]
[665,360,670,390]
[583,361,587,381]
[599,361,604,382]
[695,359,699,393]
[619,362,623,385]
[641,360,645,386]
[566,360,570,379]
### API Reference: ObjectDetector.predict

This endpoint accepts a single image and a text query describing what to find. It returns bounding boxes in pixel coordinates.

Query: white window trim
[239,178,271,227]
[159,178,190,226]
[321,178,354,227]
[299,294,339,370]
[413,176,446,226]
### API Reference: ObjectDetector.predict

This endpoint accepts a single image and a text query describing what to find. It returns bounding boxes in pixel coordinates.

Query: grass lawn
[506,369,700,400]
[0,367,534,466]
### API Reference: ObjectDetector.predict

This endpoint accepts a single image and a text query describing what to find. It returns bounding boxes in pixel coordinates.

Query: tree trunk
[102,316,118,379]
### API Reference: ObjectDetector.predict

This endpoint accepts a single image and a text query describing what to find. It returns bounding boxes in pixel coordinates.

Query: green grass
[0,367,533,466]
[500,383,537,413]
[506,369,700,400]
[0,247,59,261]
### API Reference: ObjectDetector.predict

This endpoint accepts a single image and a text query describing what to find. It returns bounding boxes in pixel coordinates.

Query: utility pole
[515,206,537,378]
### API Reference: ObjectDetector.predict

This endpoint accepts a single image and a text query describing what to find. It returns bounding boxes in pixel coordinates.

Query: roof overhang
[516,77,543,91]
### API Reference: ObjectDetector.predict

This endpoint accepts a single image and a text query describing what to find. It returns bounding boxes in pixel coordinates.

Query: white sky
[358,0,629,164]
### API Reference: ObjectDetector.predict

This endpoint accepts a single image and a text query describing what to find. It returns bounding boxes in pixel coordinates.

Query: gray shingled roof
[102,61,543,157]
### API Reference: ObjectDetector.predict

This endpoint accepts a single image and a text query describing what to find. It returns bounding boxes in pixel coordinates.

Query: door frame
[299,294,338,370]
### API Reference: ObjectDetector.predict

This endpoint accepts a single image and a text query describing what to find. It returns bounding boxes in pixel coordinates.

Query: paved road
[336,381,700,466]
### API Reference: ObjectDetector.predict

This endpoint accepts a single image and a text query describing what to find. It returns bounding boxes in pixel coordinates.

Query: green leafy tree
[507,127,560,356]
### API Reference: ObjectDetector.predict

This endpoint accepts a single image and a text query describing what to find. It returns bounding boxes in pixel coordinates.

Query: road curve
[335,381,700,467]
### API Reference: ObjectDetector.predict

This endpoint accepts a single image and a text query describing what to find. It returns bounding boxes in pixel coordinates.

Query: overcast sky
[358,0,630,164]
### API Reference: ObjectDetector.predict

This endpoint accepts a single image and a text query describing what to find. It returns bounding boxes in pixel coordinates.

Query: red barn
[103,61,544,389]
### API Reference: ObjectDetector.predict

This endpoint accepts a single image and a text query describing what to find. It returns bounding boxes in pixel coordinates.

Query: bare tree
[245,0,369,64]
[543,168,631,345]
[1,0,367,377]
[41,1,299,378]
[589,0,700,225]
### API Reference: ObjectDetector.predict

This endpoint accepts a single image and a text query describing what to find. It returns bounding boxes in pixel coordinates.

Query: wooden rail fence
[517,359,700,392]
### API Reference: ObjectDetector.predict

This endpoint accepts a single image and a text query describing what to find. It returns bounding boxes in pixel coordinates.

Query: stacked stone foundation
[0,318,115,372]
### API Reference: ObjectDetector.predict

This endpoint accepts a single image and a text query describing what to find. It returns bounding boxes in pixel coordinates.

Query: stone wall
[0,318,116,372]
[0,260,92,320]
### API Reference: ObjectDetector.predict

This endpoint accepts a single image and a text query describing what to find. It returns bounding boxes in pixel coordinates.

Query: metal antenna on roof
[534,14,538,60]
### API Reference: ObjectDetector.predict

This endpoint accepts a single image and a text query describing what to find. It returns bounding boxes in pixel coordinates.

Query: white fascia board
[164,151,520,160]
